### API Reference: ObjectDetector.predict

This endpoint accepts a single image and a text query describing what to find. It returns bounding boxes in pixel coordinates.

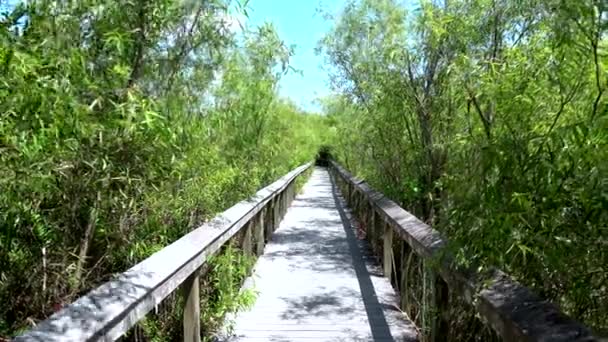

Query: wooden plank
[14,163,312,342]
[329,160,597,342]
[182,272,201,342]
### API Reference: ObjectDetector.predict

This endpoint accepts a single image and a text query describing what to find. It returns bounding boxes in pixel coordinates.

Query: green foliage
[320,0,607,335]
[134,243,257,342]
[202,243,257,336]
[0,0,330,338]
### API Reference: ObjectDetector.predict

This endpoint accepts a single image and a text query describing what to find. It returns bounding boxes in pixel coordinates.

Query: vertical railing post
[265,201,273,240]
[287,182,292,204]
[383,223,393,283]
[278,192,283,218]
[369,210,376,250]
[366,202,373,238]
[273,196,280,231]
[391,238,402,289]
[285,184,290,212]
[433,276,449,341]
[421,262,449,342]
[360,199,367,234]
[281,190,286,217]
[182,272,201,342]
[242,221,253,255]
[279,191,283,218]
[372,206,381,254]
[400,242,412,311]
[256,209,265,255]
[357,193,363,218]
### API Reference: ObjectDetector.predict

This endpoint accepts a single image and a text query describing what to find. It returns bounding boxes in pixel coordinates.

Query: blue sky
[245,0,344,112]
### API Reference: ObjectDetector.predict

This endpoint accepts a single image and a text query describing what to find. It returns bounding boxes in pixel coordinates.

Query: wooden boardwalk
[15,163,596,342]
[220,168,419,342]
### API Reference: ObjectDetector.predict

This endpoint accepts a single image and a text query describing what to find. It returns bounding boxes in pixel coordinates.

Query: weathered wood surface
[14,163,311,342]
[220,168,419,342]
[330,161,598,342]
[182,272,201,342]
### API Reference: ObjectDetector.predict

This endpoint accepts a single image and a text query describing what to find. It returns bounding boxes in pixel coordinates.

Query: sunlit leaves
[321,0,607,332]
[0,0,329,337]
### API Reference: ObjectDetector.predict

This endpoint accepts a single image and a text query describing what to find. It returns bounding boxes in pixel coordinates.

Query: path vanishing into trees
[2,1,606,341]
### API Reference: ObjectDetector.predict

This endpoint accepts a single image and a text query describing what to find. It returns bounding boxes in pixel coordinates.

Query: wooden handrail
[329,160,597,342]
[15,163,312,342]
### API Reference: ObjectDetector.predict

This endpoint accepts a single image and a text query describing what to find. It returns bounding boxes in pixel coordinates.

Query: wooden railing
[329,160,597,342]
[15,163,312,342]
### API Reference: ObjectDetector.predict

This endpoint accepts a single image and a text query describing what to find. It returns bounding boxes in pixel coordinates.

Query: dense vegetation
[0,0,330,338]
[319,0,607,335]
[2,0,607,339]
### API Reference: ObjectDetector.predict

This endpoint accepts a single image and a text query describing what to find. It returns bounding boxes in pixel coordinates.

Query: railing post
[392,238,403,289]
[279,191,284,218]
[273,196,280,231]
[347,183,353,204]
[360,200,367,234]
[366,203,373,238]
[421,260,450,342]
[400,242,412,311]
[433,276,449,341]
[284,181,293,214]
[265,202,273,240]
[242,221,253,255]
[182,272,201,342]
[383,223,393,283]
[277,192,282,218]
[369,210,377,251]
[278,192,283,218]
[372,207,381,254]
[256,209,265,255]
[283,185,289,215]
[357,193,363,218]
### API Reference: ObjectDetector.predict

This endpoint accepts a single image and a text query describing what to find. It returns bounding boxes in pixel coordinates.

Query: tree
[320,0,607,335]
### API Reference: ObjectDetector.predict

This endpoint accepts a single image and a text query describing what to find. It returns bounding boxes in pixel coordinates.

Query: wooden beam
[255,210,265,256]
[383,223,393,283]
[242,221,253,256]
[264,202,273,241]
[369,210,377,253]
[182,272,201,342]
[273,197,280,231]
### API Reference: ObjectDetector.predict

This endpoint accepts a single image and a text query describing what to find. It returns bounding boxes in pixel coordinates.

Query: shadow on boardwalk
[220,167,418,342]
